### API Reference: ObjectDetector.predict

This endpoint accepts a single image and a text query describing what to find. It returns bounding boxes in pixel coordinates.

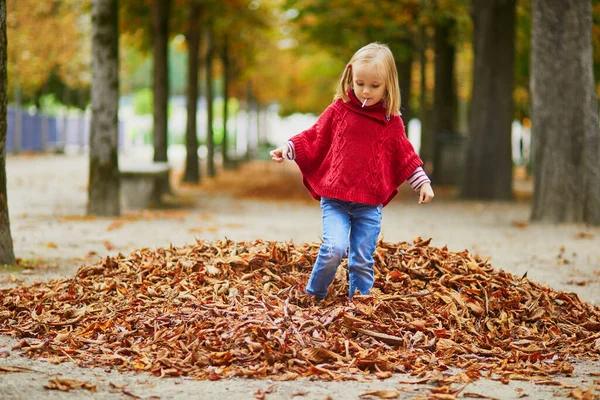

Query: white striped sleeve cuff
[407,166,431,191]
[287,140,296,160]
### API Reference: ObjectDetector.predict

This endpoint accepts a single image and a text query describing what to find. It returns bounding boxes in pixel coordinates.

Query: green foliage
[38,94,64,115]
[133,88,153,115]
[0,264,25,272]
[122,40,188,95]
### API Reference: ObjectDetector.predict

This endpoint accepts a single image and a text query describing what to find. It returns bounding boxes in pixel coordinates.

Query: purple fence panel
[6,108,124,153]
[47,117,59,149]
[6,108,14,152]
[22,113,43,152]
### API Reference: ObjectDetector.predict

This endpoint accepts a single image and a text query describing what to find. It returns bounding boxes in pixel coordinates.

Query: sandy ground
[1,154,599,400]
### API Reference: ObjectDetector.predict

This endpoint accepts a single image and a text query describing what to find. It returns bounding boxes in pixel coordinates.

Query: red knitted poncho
[290,90,423,207]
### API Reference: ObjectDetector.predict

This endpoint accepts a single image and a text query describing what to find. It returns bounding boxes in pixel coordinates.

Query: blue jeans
[305,197,382,299]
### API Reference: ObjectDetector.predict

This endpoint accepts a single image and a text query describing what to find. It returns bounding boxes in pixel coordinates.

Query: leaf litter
[0,237,599,394]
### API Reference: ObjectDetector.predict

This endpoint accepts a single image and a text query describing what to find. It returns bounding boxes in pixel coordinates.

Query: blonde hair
[334,42,401,116]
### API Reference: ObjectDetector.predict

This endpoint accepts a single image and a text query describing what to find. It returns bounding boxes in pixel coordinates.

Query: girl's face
[352,63,386,107]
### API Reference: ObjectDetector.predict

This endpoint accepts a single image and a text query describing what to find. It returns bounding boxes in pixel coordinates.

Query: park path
[1,153,599,400]
[6,154,599,303]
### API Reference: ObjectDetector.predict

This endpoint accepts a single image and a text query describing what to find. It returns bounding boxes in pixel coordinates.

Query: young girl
[270,42,434,300]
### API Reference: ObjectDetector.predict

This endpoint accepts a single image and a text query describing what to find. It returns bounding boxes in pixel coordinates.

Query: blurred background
[3,0,599,194]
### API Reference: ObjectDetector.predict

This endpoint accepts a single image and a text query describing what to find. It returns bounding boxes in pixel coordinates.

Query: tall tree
[151,0,170,196]
[431,14,458,183]
[6,0,88,102]
[530,0,600,224]
[418,13,434,164]
[0,0,15,265]
[183,1,201,183]
[462,0,516,199]
[222,34,232,168]
[396,41,413,131]
[205,25,215,177]
[88,0,120,216]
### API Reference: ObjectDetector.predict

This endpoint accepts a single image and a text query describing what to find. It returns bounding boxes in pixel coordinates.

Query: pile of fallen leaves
[0,238,599,385]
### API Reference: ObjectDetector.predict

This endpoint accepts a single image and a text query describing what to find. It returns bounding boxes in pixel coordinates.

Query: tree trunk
[462,0,515,200]
[87,0,120,217]
[222,35,231,168]
[0,0,15,265]
[151,0,170,198]
[418,17,434,166]
[205,26,215,177]
[183,2,200,183]
[530,0,600,224]
[432,16,458,183]
[397,56,412,134]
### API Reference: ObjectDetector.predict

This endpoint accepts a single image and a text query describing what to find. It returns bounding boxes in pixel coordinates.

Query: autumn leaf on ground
[0,365,39,374]
[511,220,529,228]
[44,377,96,392]
[109,382,127,389]
[574,232,594,239]
[463,393,500,399]
[567,387,596,400]
[567,280,588,286]
[359,390,399,399]
[104,241,115,251]
[59,215,96,222]
[107,220,126,231]
[254,385,275,399]
[45,242,58,249]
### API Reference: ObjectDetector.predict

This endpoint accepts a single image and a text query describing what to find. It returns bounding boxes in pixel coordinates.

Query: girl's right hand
[269,143,290,163]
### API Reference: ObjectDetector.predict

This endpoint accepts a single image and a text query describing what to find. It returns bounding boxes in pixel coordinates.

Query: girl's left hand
[418,182,434,204]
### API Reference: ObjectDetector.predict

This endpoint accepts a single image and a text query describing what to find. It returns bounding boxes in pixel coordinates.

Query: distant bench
[119,162,170,210]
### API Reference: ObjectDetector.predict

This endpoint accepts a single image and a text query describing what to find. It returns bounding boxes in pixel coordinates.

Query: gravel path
[1,154,599,400]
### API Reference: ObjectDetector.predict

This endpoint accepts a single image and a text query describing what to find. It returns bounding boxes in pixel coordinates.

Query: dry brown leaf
[511,220,529,228]
[44,377,96,392]
[359,390,399,399]
[0,365,37,373]
[463,393,499,399]
[567,387,596,400]
[301,347,342,363]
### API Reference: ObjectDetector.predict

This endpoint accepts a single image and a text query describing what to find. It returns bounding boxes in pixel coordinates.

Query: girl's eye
[372,85,380,89]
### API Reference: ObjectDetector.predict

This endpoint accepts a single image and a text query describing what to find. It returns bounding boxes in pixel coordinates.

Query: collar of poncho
[341,88,391,123]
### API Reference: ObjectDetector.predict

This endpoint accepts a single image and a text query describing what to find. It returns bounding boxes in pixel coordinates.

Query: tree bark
[205,26,215,177]
[397,57,412,134]
[418,16,434,165]
[222,35,231,168]
[530,0,600,224]
[183,2,200,183]
[0,0,15,265]
[151,0,170,199]
[87,0,120,217]
[462,0,516,200]
[431,16,458,183]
